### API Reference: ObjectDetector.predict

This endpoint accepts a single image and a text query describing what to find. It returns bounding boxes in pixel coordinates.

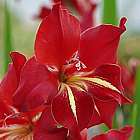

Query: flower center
[0,123,33,140]
[59,72,68,83]
[0,112,41,140]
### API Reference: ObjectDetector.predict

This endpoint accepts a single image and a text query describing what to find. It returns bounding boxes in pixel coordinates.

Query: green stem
[102,0,118,25]
[4,0,12,72]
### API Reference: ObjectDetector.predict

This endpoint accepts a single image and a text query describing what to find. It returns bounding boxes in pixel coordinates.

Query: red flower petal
[52,88,94,137]
[79,17,127,69]
[34,106,68,140]
[73,90,94,130]
[10,52,26,79]
[0,64,17,105]
[120,64,135,96]
[80,4,96,32]
[35,4,80,69]
[89,64,131,105]
[88,98,118,128]
[67,0,93,16]
[52,90,79,133]
[87,64,131,128]
[0,101,13,120]
[25,81,57,110]
[92,126,133,140]
[0,52,26,105]
[13,57,57,111]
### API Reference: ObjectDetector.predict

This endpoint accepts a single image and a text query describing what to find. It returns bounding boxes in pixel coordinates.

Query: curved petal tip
[119,17,127,31]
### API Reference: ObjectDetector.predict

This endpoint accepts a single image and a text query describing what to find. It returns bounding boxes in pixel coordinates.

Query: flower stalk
[102,0,118,25]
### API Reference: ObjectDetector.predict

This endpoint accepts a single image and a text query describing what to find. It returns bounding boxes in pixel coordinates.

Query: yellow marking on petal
[69,76,120,93]
[69,81,88,92]
[65,85,78,122]
[69,84,85,92]
[80,77,120,93]
[58,83,66,94]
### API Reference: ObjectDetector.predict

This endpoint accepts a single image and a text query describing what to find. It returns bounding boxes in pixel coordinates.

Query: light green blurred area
[0,3,39,78]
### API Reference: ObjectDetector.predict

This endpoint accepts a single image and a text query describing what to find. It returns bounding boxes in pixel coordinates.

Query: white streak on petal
[65,85,78,122]
[81,77,121,93]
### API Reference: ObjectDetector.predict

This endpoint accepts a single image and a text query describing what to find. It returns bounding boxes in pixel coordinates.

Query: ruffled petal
[79,17,127,69]
[35,3,80,69]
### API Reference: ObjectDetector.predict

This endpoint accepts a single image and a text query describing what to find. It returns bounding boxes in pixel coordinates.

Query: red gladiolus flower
[0,53,74,140]
[62,0,97,31]
[121,64,135,96]
[36,0,97,31]
[92,126,133,140]
[0,52,36,139]
[80,3,96,32]
[33,3,131,134]
[120,58,140,96]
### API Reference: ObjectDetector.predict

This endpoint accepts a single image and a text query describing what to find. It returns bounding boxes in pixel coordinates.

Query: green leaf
[102,0,118,25]
[3,0,12,72]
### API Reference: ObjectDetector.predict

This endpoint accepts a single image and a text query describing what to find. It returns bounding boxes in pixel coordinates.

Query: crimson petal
[89,64,131,105]
[13,57,57,111]
[79,17,127,69]
[0,52,26,105]
[52,88,94,131]
[35,3,80,69]
[26,81,57,110]
[80,4,96,32]
[88,98,118,128]
[52,90,80,136]
[10,52,26,79]
[34,106,68,140]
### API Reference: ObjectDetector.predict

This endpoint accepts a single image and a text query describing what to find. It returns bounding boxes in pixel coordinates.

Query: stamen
[68,81,88,92]
[68,76,121,93]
